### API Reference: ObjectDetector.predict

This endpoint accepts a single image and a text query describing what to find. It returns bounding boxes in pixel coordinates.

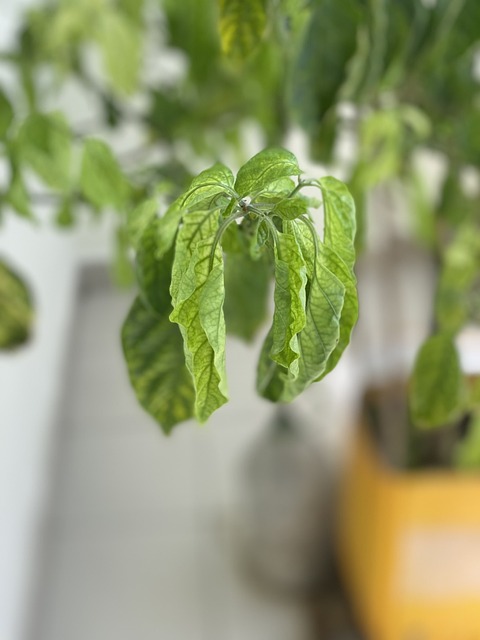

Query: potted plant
[1,1,480,635]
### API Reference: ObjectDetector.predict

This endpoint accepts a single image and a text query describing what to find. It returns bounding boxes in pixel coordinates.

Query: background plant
[1,0,480,449]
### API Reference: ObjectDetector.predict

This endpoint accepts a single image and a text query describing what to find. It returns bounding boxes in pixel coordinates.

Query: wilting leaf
[257,218,346,402]
[409,332,466,429]
[122,296,195,434]
[291,221,357,378]
[318,176,356,272]
[0,258,34,350]
[170,210,228,422]
[270,230,307,376]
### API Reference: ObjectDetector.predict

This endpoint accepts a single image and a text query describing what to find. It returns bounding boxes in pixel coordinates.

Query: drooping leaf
[318,176,356,272]
[0,88,13,140]
[291,220,358,378]
[122,296,195,434]
[17,112,71,190]
[278,225,346,401]
[224,251,271,341]
[257,219,346,403]
[317,244,358,377]
[97,11,141,95]
[0,258,34,350]
[81,138,130,209]
[409,332,466,430]
[219,0,267,60]
[234,148,300,198]
[170,210,228,422]
[291,0,362,131]
[270,230,307,376]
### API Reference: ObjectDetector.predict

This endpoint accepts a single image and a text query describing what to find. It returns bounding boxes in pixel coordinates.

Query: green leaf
[257,177,296,200]
[118,0,145,23]
[256,328,288,402]
[454,412,480,471]
[219,0,267,60]
[224,251,271,341]
[0,258,34,350]
[270,231,307,376]
[170,210,228,422]
[157,198,185,259]
[272,196,308,220]
[279,222,346,400]
[291,0,361,131]
[436,224,480,333]
[122,296,195,434]
[297,237,357,380]
[55,198,74,227]
[127,199,158,250]
[81,138,129,209]
[409,332,466,430]
[0,89,13,140]
[257,219,346,402]
[17,112,71,190]
[235,148,301,198]
[111,226,134,288]
[6,168,33,220]
[320,250,357,377]
[136,219,174,315]
[97,11,141,95]
[351,108,403,190]
[318,176,356,272]
[249,219,269,260]
[181,163,235,209]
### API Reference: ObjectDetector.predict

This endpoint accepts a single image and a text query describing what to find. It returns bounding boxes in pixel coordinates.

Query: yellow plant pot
[337,423,480,640]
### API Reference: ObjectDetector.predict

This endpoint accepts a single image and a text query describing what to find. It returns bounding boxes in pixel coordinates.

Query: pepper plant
[122,148,357,431]
[1,0,480,451]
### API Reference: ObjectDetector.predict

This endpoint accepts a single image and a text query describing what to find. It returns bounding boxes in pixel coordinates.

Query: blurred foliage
[0,259,34,349]
[0,0,479,449]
